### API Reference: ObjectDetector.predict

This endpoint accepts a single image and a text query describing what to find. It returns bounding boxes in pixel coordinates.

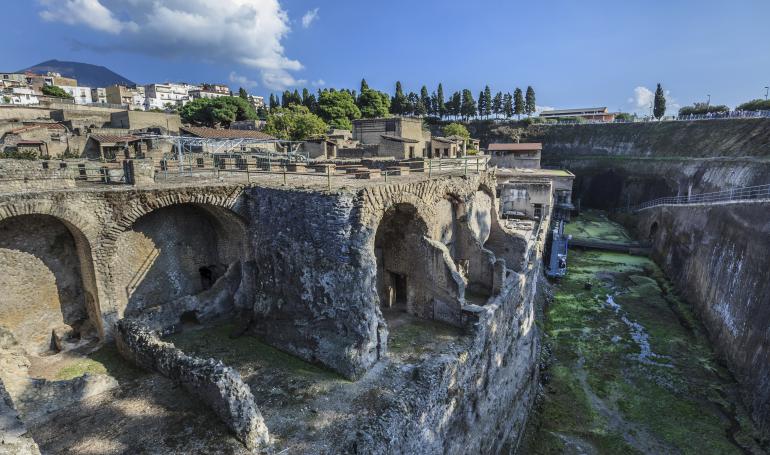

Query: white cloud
[628,86,680,115]
[229,71,258,89]
[311,79,325,87]
[37,0,304,90]
[301,8,319,28]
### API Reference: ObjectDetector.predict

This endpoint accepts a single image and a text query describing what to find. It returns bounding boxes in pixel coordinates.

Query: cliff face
[635,203,770,434]
[519,119,770,209]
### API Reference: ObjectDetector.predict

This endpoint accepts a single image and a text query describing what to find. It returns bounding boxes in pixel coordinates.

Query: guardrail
[618,184,770,212]
[154,155,490,190]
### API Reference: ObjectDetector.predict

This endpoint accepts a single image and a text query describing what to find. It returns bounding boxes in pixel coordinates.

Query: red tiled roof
[181,126,275,140]
[90,134,140,143]
[487,143,542,152]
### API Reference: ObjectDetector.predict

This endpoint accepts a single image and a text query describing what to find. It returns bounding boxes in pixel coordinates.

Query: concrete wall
[635,201,770,435]
[488,151,541,169]
[110,111,181,133]
[0,107,53,122]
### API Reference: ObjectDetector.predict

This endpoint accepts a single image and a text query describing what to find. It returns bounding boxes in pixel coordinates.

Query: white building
[91,87,107,104]
[189,89,231,100]
[60,86,93,105]
[1,87,39,105]
[144,83,199,110]
[248,94,265,111]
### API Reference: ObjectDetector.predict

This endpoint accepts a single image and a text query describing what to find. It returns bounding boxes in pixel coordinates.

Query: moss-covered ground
[524,213,766,454]
[564,210,635,244]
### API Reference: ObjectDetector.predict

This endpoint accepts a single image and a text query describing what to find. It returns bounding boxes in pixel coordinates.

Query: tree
[653,83,666,119]
[269,93,279,110]
[525,86,536,116]
[180,96,258,127]
[492,92,503,118]
[281,90,291,108]
[264,105,328,141]
[461,89,477,120]
[436,83,446,118]
[450,91,462,119]
[419,86,431,117]
[483,85,493,118]
[358,88,391,118]
[513,88,524,119]
[443,122,470,138]
[302,92,318,113]
[390,81,408,116]
[317,89,361,130]
[238,87,248,100]
[477,90,486,119]
[41,85,73,99]
[360,78,369,93]
[736,99,770,111]
[503,92,513,118]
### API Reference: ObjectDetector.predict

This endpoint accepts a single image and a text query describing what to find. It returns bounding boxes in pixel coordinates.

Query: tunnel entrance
[0,214,99,353]
[115,203,246,317]
[649,221,659,243]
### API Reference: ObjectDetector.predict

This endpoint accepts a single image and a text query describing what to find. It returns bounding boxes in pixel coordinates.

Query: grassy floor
[524,213,765,454]
[564,210,634,244]
[53,343,144,382]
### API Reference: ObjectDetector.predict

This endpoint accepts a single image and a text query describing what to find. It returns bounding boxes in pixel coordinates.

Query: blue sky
[5,0,770,114]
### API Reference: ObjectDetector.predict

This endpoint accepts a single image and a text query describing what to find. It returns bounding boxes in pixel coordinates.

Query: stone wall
[114,319,269,448]
[635,201,770,435]
[335,213,545,454]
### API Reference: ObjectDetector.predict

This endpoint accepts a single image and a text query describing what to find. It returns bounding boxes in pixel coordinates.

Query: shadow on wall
[575,169,678,210]
[114,203,246,318]
[0,214,99,353]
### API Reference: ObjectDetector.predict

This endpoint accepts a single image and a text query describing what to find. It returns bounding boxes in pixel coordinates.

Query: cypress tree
[461,89,477,121]
[503,92,513,118]
[238,87,248,99]
[514,88,524,119]
[436,83,446,119]
[360,78,369,93]
[525,86,536,116]
[391,81,407,115]
[654,83,666,119]
[420,86,431,117]
[483,85,493,118]
[492,91,503,118]
[478,90,485,119]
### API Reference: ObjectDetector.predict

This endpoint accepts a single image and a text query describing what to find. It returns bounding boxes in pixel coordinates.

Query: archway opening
[0,214,100,354]
[115,203,246,318]
[374,203,427,317]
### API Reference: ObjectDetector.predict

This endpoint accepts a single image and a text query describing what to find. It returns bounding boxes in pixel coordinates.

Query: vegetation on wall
[41,85,73,99]
[442,122,470,138]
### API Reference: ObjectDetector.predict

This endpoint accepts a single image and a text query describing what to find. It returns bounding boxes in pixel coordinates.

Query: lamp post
[765,86,769,101]
[706,94,711,107]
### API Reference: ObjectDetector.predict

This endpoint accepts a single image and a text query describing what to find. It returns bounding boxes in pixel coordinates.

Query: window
[409,146,415,158]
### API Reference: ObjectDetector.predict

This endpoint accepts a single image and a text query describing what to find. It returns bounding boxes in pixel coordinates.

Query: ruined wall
[114,319,269,448]
[636,202,770,434]
[0,215,91,352]
[336,218,545,454]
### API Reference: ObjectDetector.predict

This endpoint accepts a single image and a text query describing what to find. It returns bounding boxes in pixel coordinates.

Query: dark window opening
[199,266,215,290]
[180,310,199,326]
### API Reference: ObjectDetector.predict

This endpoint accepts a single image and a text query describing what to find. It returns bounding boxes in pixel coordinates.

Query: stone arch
[0,213,103,353]
[111,201,248,319]
[373,200,465,329]
[0,200,101,243]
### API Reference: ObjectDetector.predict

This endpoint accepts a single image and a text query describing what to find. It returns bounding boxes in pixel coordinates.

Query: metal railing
[619,183,770,212]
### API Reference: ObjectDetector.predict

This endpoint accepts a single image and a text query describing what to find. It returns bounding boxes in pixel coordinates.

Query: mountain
[18,60,135,88]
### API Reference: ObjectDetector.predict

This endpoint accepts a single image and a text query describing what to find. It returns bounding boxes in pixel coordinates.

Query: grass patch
[564,210,634,244]
[55,343,143,382]
[387,318,465,355]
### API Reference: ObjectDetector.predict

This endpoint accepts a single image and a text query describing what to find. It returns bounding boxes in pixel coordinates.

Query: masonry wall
[636,201,770,435]
[0,215,91,352]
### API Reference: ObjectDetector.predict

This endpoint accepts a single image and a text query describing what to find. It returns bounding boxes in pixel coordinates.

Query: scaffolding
[139,134,309,174]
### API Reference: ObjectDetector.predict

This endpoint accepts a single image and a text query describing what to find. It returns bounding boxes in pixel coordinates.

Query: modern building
[106,85,145,109]
[25,72,78,92]
[487,143,542,169]
[0,73,27,88]
[91,87,108,104]
[539,107,615,122]
[189,89,231,100]
[1,87,39,105]
[144,83,198,110]
[247,94,265,111]
[60,86,94,105]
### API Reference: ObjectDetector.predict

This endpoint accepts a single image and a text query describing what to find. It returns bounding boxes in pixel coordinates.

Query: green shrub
[41,85,74,99]
[678,103,729,116]
[736,99,770,111]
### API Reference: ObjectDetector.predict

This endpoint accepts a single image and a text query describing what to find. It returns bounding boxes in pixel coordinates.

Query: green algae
[564,210,635,244]
[54,343,144,382]
[524,213,765,454]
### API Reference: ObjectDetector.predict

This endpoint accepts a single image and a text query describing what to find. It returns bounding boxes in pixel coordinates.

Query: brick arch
[0,200,100,244]
[0,205,107,341]
[112,188,246,234]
